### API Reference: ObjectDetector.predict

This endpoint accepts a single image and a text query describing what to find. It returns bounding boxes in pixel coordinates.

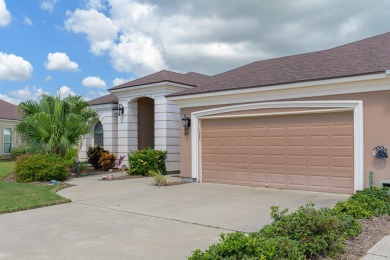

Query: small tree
[16,94,97,157]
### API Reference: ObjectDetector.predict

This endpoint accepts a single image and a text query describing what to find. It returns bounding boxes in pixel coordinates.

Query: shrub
[63,148,78,169]
[258,203,360,258]
[15,154,68,182]
[189,232,304,260]
[87,145,108,169]
[127,149,167,176]
[150,171,168,186]
[78,161,89,173]
[332,187,390,219]
[99,152,116,171]
[10,146,37,160]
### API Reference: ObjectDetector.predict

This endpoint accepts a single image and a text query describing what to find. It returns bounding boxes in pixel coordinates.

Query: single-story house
[82,32,390,194]
[0,99,21,159]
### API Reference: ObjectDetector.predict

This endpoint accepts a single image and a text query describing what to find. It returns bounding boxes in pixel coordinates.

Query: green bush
[189,232,304,260]
[332,187,390,219]
[15,154,68,182]
[258,203,360,258]
[99,152,116,171]
[127,149,167,176]
[87,145,108,170]
[189,187,389,260]
[11,146,40,160]
[63,148,78,169]
[10,147,27,160]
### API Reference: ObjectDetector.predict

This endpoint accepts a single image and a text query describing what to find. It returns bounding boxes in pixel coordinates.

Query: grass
[0,160,71,214]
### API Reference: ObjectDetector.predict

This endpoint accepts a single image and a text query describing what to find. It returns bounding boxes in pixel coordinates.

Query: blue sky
[0,0,389,104]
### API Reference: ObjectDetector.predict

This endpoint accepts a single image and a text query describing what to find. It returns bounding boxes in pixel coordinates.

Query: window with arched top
[94,121,104,147]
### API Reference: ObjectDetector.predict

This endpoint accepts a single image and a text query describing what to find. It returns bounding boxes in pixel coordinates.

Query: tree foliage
[15,94,97,157]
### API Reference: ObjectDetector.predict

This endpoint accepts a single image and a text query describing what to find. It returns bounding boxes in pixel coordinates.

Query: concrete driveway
[0,174,349,260]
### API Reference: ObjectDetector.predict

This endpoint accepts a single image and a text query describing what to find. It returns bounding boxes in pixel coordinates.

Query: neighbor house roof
[0,99,21,121]
[109,70,210,91]
[168,32,390,97]
[88,94,118,106]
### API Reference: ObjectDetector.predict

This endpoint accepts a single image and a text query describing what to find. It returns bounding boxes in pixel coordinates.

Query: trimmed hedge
[189,187,390,259]
[15,154,68,182]
[127,149,167,176]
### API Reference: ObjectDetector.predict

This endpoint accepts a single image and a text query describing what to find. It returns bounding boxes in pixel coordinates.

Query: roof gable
[108,70,210,91]
[0,99,21,121]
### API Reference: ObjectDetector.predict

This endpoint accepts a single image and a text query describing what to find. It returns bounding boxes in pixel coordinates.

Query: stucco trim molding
[191,100,364,193]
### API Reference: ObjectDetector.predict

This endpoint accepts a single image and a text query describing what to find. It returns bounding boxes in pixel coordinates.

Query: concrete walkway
[0,173,349,259]
[362,235,390,259]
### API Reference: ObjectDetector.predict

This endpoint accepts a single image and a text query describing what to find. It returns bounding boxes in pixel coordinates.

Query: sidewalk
[361,235,390,259]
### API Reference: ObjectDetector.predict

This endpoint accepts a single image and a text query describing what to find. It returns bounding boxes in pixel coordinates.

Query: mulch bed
[337,215,390,259]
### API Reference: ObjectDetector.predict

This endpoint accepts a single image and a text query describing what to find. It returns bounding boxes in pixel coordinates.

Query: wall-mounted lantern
[373,145,388,159]
[112,104,124,116]
[182,114,191,135]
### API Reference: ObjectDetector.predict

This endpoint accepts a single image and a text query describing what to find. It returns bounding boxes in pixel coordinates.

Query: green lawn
[0,161,71,214]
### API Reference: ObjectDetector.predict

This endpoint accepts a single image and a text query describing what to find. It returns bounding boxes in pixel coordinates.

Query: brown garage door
[201,111,354,194]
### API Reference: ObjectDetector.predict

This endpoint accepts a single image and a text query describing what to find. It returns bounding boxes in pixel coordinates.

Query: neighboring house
[0,99,21,159]
[82,32,390,194]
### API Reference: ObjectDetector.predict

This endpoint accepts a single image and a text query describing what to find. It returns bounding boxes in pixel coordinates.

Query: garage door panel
[288,155,307,167]
[201,112,354,194]
[288,174,307,186]
[288,136,306,147]
[310,175,330,188]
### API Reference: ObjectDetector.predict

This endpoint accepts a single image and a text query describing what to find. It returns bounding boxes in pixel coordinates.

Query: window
[94,122,104,147]
[3,128,12,154]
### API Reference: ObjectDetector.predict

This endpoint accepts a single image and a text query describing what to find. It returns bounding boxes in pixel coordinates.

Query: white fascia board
[168,73,390,108]
[90,103,117,110]
[109,82,195,95]
[191,100,364,193]
[0,119,20,123]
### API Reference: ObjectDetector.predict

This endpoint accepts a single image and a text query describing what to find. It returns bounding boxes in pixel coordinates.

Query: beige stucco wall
[179,90,390,189]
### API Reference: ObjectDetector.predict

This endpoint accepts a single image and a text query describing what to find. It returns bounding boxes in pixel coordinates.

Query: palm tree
[16,94,97,157]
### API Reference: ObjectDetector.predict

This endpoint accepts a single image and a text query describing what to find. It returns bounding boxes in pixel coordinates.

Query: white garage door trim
[191,100,364,193]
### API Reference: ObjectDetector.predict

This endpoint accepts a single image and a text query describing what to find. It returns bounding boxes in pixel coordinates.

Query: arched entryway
[137,97,155,149]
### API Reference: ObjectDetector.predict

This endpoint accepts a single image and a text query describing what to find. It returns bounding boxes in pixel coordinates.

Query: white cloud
[45,52,79,71]
[112,77,133,86]
[83,90,110,101]
[86,0,106,10]
[0,93,21,105]
[10,85,48,100]
[56,86,76,98]
[0,52,33,81]
[44,75,52,82]
[66,0,390,76]
[110,33,167,75]
[0,0,11,26]
[40,0,59,13]
[24,16,33,26]
[65,8,119,55]
[81,76,106,88]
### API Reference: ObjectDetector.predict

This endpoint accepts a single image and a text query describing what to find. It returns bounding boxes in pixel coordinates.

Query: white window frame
[3,127,12,154]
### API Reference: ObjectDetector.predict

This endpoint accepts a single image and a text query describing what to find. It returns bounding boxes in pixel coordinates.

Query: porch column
[154,96,181,172]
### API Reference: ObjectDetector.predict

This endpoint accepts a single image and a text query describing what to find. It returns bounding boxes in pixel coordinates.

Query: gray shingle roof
[108,70,210,91]
[88,94,118,106]
[169,32,390,97]
[0,99,21,121]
